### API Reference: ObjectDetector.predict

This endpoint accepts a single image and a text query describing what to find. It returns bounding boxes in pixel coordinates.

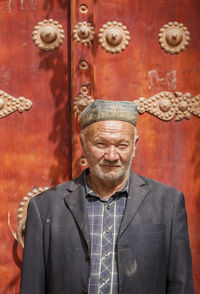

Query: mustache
[99,159,122,167]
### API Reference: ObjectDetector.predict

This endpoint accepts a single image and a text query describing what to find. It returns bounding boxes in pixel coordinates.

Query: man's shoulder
[32,174,84,205]
[131,172,182,199]
[130,173,185,212]
[139,174,180,192]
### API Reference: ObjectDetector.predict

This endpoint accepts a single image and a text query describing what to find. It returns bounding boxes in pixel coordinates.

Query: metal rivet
[73,89,94,118]
[98,20,130,54]
[80,157,87,165]
[32,19,64,51]
[80,86,88,94]
[79,60,89,70]
[80,4,88,13]
[73,22,94,44]
[158,22,190,55]
[33,189,39,194]
[0,98,4,110]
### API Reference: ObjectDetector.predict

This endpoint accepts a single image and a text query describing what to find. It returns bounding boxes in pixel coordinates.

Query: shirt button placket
[99,201,114,293]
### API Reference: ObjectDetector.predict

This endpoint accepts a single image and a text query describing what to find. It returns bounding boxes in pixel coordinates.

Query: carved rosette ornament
[98,21,130,54]
[8,187,49,248]
[73,86,94,118]
[73,21,95,45]
[0,90,32,119]
[158,22,191,54]
[134,91,200,121]
[32,19,65,51]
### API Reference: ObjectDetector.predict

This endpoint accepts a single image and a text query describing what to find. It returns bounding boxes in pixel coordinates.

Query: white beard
[86,146,135,186]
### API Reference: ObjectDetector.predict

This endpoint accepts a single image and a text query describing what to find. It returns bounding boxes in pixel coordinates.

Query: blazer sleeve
[167,192,194,294]
[20,197,45,294]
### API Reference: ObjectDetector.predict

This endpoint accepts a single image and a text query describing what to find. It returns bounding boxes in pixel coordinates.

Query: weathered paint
[148,70,176,90]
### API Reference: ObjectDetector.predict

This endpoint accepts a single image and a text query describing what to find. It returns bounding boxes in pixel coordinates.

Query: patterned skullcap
[80,99,138,128]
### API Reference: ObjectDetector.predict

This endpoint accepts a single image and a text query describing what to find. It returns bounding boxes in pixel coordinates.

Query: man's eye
[118,144,128,149]
[96,142,105,147]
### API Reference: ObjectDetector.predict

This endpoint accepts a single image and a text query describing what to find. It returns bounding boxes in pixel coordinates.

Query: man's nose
[104,146,119,161]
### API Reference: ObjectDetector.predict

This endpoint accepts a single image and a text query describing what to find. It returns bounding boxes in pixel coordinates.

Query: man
[20,100,194,294]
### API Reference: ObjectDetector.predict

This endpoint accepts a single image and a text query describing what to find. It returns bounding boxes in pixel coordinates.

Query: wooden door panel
[0,1,70,292]
[93,0,200,98]
[71,1,200,293]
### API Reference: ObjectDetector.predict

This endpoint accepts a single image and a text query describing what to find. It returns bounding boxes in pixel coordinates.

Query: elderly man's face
[81,120,136,185]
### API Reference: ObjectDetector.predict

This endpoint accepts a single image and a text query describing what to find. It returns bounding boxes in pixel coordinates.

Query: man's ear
[134,135,139,150]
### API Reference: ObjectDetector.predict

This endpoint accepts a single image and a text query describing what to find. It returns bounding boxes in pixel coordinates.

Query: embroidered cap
[80,99,138,128]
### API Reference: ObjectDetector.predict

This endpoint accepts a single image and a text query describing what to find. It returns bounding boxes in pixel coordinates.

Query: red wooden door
[0,1,71,293]
[71,1,200,293]
[0,0,199,293]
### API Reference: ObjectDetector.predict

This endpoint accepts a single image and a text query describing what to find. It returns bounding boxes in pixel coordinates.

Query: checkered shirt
[84,171,129,294]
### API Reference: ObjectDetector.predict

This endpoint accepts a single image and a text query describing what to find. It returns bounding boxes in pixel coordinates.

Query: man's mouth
[100,164,121,168]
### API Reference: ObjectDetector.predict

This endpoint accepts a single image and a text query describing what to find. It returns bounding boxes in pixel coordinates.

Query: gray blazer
[20,170,194,294]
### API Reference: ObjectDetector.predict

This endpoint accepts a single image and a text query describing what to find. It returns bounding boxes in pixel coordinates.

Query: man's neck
[87,172,129,201]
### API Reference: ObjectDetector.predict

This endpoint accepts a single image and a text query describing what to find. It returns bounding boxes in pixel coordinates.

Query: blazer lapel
[63,171,150,248]
[64,176,91,252]
[119,171,150,237]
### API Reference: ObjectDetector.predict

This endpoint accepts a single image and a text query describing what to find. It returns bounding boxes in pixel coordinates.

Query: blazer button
[81,289,88,294]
